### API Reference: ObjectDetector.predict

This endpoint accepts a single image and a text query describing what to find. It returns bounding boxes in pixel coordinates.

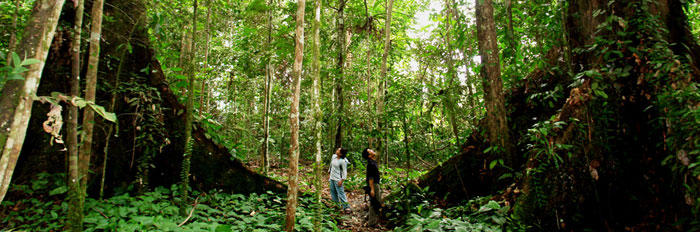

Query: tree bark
[475,0,513,165]
[334,0,346,149]
[311,0,323,230]
[443,0,460,142]
[67,0,85,230]
[181,0,198,209]
[365,0,374,147]
[79,0,104,204]
[378,0,394,166]
[7,0,21,62]
[0,0,65,204]
[285,0,305,229]
[199,0,211,118]
[261,0,274,174]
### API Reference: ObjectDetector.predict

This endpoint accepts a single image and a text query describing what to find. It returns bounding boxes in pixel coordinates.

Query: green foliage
[0,51,40,89]
[394,196,517,232]
[2,174,344,231]
[120,75,169,190]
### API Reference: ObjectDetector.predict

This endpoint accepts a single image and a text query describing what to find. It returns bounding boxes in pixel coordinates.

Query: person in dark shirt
[362,148,382,226]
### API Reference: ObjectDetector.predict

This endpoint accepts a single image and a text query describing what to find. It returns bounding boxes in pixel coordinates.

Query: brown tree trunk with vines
[181,0,198,211]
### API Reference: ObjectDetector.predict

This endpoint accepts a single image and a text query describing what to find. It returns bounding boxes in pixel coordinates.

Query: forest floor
[248,159,392,231]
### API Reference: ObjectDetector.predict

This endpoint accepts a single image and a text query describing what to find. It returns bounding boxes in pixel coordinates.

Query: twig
[453,162,469,199]
[178,195,201,227]
[93,207,109,219]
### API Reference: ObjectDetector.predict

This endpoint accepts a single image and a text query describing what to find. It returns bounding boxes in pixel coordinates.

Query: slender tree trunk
[505,0,517,65]
[199,0,211,117]
[178,28,187,71]
[7,0,21,61]
[285,0,305,229]
[0,0,66,204]
[334,0,346,149]
[443,0,460,142]
[181,0,198,210]
[311,0,323,230]
[475,0,513,166]
[79,0,105,205]
[261,0,274,174]
[67,0,84,230]
[364,0,374,147]
[378,0,394,165]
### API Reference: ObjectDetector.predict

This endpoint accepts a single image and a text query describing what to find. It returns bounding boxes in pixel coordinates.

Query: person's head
[336,147,348,159]
[362,148,376,160]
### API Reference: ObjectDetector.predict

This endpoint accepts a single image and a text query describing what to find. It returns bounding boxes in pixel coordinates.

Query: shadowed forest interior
[0,0,699,231]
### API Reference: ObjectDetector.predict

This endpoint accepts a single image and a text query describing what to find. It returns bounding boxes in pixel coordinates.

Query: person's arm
[369,178,375,197]
[339,159,347,186]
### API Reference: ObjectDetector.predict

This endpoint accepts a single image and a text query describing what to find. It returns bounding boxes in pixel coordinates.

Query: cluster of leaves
[0,51,40,89]
[118,75,169,192]
[1,173,345,231]
[393,195,516,232]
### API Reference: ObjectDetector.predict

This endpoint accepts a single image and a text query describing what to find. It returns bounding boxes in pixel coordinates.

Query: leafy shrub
[1,175,346,232]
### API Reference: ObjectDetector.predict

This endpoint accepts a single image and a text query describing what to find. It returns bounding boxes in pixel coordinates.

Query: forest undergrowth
[0,164,515,231]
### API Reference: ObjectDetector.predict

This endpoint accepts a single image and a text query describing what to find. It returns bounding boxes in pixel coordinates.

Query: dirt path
[250,159,391,231]
[333,188,389,232]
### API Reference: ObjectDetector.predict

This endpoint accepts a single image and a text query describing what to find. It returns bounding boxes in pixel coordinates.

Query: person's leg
[330,180,339,203]
[337,183,350,210]
[367,183,382,226]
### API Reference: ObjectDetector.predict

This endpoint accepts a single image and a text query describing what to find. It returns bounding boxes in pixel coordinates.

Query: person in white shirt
[329,147,350,212]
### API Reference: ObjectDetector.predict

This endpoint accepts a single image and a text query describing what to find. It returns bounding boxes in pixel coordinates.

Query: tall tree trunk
[199,0,211,117]
[0,0,66,204]
[181,0,198,210]
[67,0,85,230]
[504,0,517,66]
[285,0,305,229]
[7,0,21,61]
[311,0,323,230]
[364,0,374,147]
[475,0,513,166]
[334,0,346,149]
[79,0,105,205]
[378,0,394,165]
[443,0,460,142]
[261,0,274,174]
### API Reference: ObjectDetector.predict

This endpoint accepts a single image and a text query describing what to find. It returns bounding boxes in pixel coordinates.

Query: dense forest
[0,0,699,231]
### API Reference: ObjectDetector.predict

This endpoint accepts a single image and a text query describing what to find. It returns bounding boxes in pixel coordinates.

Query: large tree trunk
[284,0,305,230]
[0,0,65,204]
[67,0,85,230]
[3,1,285,205]
[476,0,513,165]
[421,0,700,230]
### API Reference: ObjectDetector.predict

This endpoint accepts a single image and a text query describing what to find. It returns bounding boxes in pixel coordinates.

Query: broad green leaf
[88,103,118,122]
[20,59,41,66]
